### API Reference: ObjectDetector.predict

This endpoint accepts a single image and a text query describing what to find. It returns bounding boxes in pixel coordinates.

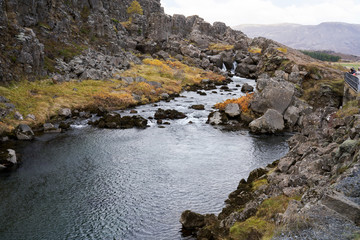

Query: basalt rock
[241,83,254,93]
[154,108,187,120]
[249,109,285,134]
[190,104,205,110]
[90,112,148,129]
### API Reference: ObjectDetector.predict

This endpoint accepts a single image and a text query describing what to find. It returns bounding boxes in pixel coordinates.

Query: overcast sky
[161,0,360,26]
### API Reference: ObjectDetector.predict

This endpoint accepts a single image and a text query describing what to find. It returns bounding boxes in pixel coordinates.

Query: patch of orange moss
[214,93,254,112]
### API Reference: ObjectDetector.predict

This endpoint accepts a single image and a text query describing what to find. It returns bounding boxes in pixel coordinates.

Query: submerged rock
[90,112,148,129]
[154,108,186,120]
[190,104,205,110]
[0,149,17,169]
[180,210,205,230]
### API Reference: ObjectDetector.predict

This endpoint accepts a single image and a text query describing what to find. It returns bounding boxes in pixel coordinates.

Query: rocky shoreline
[0,0,358,239]
[181,102,360,239]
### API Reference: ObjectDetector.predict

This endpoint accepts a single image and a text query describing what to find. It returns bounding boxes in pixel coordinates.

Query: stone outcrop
[249,109,284,133]
[0,0,250,83]
[185,108,360,239]
[251,75,295,115]
[154,108,186,120]
[90,112,148,129]
[15,124,34,140]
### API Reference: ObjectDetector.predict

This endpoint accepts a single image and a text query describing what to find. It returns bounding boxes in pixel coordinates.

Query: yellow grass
[249,47,262,54]
[0,58,225,133]
[208,43,234,51]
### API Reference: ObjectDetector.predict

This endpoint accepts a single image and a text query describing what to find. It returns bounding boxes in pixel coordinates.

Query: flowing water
[0,77,290,240]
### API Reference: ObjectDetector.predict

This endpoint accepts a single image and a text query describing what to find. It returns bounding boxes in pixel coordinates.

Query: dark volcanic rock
[241,83,254,93]
[190,104,205,110]
[154,108,186,120]
[90,112,148,129]
[180,210,205,230]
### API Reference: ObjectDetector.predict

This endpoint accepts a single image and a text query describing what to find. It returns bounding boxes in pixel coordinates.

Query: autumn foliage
[214,93,254,112]
[127,0,143,15]
[93,92,135,108]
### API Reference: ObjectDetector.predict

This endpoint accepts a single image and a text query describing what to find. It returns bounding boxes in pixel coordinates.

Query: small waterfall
[231,61,237,74]
[221,63,227,72]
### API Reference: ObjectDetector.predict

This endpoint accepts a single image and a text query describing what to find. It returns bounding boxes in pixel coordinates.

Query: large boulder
[15,124,34,140]
[225,103,241,117]
[251,77,295,115]
[249,109,285,133]
[90,113,148,129]
[208,55,223,68]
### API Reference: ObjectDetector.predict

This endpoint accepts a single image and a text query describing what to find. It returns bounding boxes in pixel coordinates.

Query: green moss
[43,39,87,63]
[81,6,90,21]
[9,55,17,63]
[256,195,290,220]
[80,26,91,35]
[302,78,344,104]
[38,22,51,30]
[353,232,360,240]
[336,100,359,118]
[230,217,272,240]
[111,18,120,24]
[251,179,268,191]
[230,195,296,240]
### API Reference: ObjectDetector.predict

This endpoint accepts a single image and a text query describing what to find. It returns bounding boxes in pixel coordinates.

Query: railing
[345,72,360,92]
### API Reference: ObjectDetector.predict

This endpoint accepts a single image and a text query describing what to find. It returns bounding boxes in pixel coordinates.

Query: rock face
[251,76,295,115]
[249,109,284,133]
[0,0,249,83]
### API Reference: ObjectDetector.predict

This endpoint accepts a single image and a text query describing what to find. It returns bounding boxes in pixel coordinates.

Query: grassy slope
[0,58,225,133]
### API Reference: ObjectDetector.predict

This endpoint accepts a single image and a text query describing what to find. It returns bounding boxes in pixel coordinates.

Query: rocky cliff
[182,104,360,239]
[0,0,248,83]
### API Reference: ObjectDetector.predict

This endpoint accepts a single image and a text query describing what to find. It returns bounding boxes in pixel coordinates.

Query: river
[0,77,290,240]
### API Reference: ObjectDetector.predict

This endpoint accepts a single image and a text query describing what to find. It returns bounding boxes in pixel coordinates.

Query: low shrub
[214,93,254,112]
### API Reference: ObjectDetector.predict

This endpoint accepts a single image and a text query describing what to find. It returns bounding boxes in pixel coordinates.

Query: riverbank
[0,75,292,239]
[0,58,227,170]
[181,105,360,239]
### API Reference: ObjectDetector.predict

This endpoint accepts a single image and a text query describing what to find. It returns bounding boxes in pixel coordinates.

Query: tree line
[300,50,341,62]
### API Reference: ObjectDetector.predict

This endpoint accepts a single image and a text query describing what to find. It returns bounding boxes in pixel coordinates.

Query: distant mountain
[234,22,360,57]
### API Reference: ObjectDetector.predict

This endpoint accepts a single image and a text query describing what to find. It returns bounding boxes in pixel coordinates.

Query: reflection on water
[0,77,290,240]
